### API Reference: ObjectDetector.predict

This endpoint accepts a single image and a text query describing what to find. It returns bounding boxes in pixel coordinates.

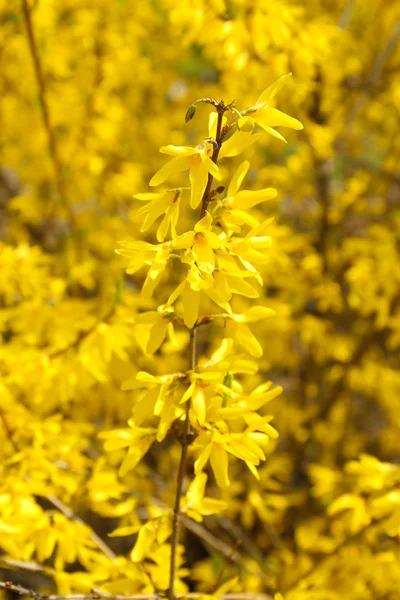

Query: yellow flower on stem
[239,73,303,142]
[149,144,221,209]
[174,211,224,274]
[193,427,271,487]
[121,371,185,442]
[228,216,274,265]
[99,425,157,477]
[116,240,173,298]
[209,112,262,159]
[180,371,221,426]
[181,472,227,522]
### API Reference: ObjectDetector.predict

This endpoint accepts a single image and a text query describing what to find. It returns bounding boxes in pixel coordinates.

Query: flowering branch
[168,100,230,600]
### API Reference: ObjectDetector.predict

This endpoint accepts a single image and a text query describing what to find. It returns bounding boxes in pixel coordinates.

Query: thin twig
[284,515,386,593]
[344,20,400,140]
[168,328,197,599]
[45,495,116,561]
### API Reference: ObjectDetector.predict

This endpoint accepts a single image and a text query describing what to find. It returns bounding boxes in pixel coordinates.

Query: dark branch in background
[342,19,400,143]
[308,67,332,275]
[318,295,400,421]
[49,305,115,358]
[21,0,76,230]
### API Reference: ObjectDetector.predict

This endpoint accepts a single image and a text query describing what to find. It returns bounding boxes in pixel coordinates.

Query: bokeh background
[1,0,400,598]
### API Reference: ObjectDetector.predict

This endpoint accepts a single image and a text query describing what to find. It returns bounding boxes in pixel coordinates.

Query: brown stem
[168,327,197,599]
[21,0,76,230]
[199,109,225,219]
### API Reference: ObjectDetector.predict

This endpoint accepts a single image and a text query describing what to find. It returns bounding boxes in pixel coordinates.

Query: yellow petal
[200,152,221,180]
[210,444,230,488]
[146,318,169,354]
[180,380,196,404]
[189,158,208,209]
[194,211,213,232]
[160,145,198,156]
[234,323,263,357]
[194,443,211,474]
[238,116,254,132]
[131,523,156,562]
[187,472,207,505]
[227,161,250,197]
[193,238,215,274]
[225,275,259,298]
[234,187,277,210]
[219,131,262,159]
[255,73,292,107]
[150,156,189,186]
[257,106,303,130]
[182,283,200,328]
[246,461,260,480]
[192,387,206,425]
[167,280,185,306]
[256,122,287,142]
[208,112,227,138]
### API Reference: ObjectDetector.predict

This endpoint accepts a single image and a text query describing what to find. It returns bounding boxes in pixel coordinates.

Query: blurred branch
[344,19,400,139]
[285,515,386,593]
[338,0,355,29]
[0,411,116,562]
[44,495,116,561]
[49,305,115,358]
[0,558,48,574]
[318,295,400,421]
[20,0,76,229]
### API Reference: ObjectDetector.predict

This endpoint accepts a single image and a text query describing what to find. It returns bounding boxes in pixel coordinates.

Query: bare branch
[0,582,273,600]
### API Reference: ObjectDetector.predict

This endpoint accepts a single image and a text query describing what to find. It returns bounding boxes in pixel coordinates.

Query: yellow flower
[116,239,173,298]
[239,73,303,142]
[180,371,222,425]
[174,211,223,274]
[215,161,278,230]
[149,144,221,209]
[134,306,175,354]
[121,370,185,442]
[225,305,276,357]
[99,425,157,476]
